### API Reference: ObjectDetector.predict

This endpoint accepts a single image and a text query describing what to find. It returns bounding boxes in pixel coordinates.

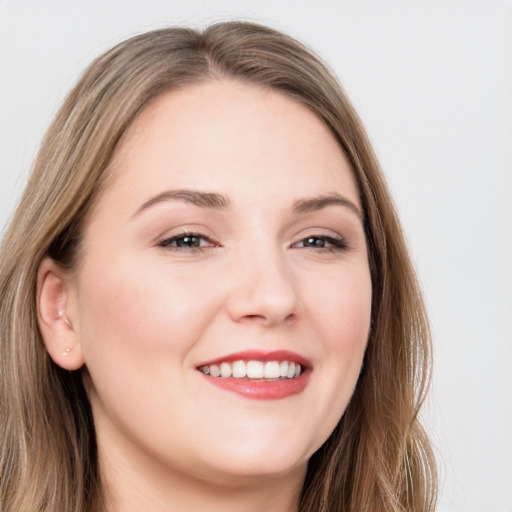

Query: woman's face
[67,81,372,486]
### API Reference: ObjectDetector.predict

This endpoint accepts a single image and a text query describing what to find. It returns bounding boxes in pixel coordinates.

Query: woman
[0,22,437,511]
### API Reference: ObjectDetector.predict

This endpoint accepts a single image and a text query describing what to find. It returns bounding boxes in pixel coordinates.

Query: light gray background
[1,1,511,511]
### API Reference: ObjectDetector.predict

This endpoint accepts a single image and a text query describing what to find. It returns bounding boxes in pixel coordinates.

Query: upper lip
[196,350,312,369]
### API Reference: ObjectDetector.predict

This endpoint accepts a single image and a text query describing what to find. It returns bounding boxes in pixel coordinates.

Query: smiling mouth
[196,350,313,400]
[196,350,311,399]
[199,360,302,380]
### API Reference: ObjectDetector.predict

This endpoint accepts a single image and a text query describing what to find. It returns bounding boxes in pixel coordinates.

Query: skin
[38,81,372,512]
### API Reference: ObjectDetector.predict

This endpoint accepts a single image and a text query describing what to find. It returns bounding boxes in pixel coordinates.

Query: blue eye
[294,235,348,251]
[158,233,217,251]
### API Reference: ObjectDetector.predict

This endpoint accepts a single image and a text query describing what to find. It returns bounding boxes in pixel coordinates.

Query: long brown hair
[0,22,436,511]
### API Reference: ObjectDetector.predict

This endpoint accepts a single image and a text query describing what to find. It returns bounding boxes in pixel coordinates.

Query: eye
[157,232,218,251]
[293,234,348,251]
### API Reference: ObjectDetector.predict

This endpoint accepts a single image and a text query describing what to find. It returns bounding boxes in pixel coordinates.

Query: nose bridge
[226,238,300,326]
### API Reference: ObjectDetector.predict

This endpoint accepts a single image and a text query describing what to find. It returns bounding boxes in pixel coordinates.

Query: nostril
[225,262,301,325]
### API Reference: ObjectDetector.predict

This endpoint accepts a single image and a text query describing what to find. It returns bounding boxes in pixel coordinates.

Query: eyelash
[157,232,218,251]
[292,234,349,252]
[157,232,349,253]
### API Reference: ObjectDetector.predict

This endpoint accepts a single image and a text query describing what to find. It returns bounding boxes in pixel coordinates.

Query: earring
[62,347,71,357]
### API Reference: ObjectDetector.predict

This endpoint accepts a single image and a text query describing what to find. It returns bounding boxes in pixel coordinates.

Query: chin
[201,455,308,488]
[194,431,313,483]
[186,403,340,483]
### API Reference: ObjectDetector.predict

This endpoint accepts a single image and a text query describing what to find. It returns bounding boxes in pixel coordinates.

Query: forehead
[101,80,359,211]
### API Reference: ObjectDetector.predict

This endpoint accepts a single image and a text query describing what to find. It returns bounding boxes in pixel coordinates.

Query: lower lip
[200,370,311,400]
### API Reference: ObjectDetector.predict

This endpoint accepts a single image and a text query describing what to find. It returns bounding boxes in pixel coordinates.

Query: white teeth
[246,360,264,378]
[264,361,281,379]
[210,364,221,377]
[232,360,247,378]
[220,362,232,378]
[199,360,303,380]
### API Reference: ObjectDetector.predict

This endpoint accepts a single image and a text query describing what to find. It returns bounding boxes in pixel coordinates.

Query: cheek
[305,265,371,403]
[281,264,371,457]
[307,264,372,348]
[75,256,224,364]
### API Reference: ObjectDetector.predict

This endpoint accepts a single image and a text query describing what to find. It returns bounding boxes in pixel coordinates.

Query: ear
[37,258,85,370]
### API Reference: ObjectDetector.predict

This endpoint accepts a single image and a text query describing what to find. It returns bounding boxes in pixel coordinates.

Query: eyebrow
[293,193,363,221]
[133,189,230,217]
[132,189,363,222]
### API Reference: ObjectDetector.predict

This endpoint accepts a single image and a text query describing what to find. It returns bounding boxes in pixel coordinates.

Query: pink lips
[197,350,312,400]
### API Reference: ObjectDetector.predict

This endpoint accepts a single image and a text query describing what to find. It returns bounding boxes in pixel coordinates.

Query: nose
[225,246,301,327]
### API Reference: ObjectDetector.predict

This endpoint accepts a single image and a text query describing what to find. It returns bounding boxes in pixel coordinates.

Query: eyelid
[157,230,220,251]
[291,231,350,251]
[155,226,350,253]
